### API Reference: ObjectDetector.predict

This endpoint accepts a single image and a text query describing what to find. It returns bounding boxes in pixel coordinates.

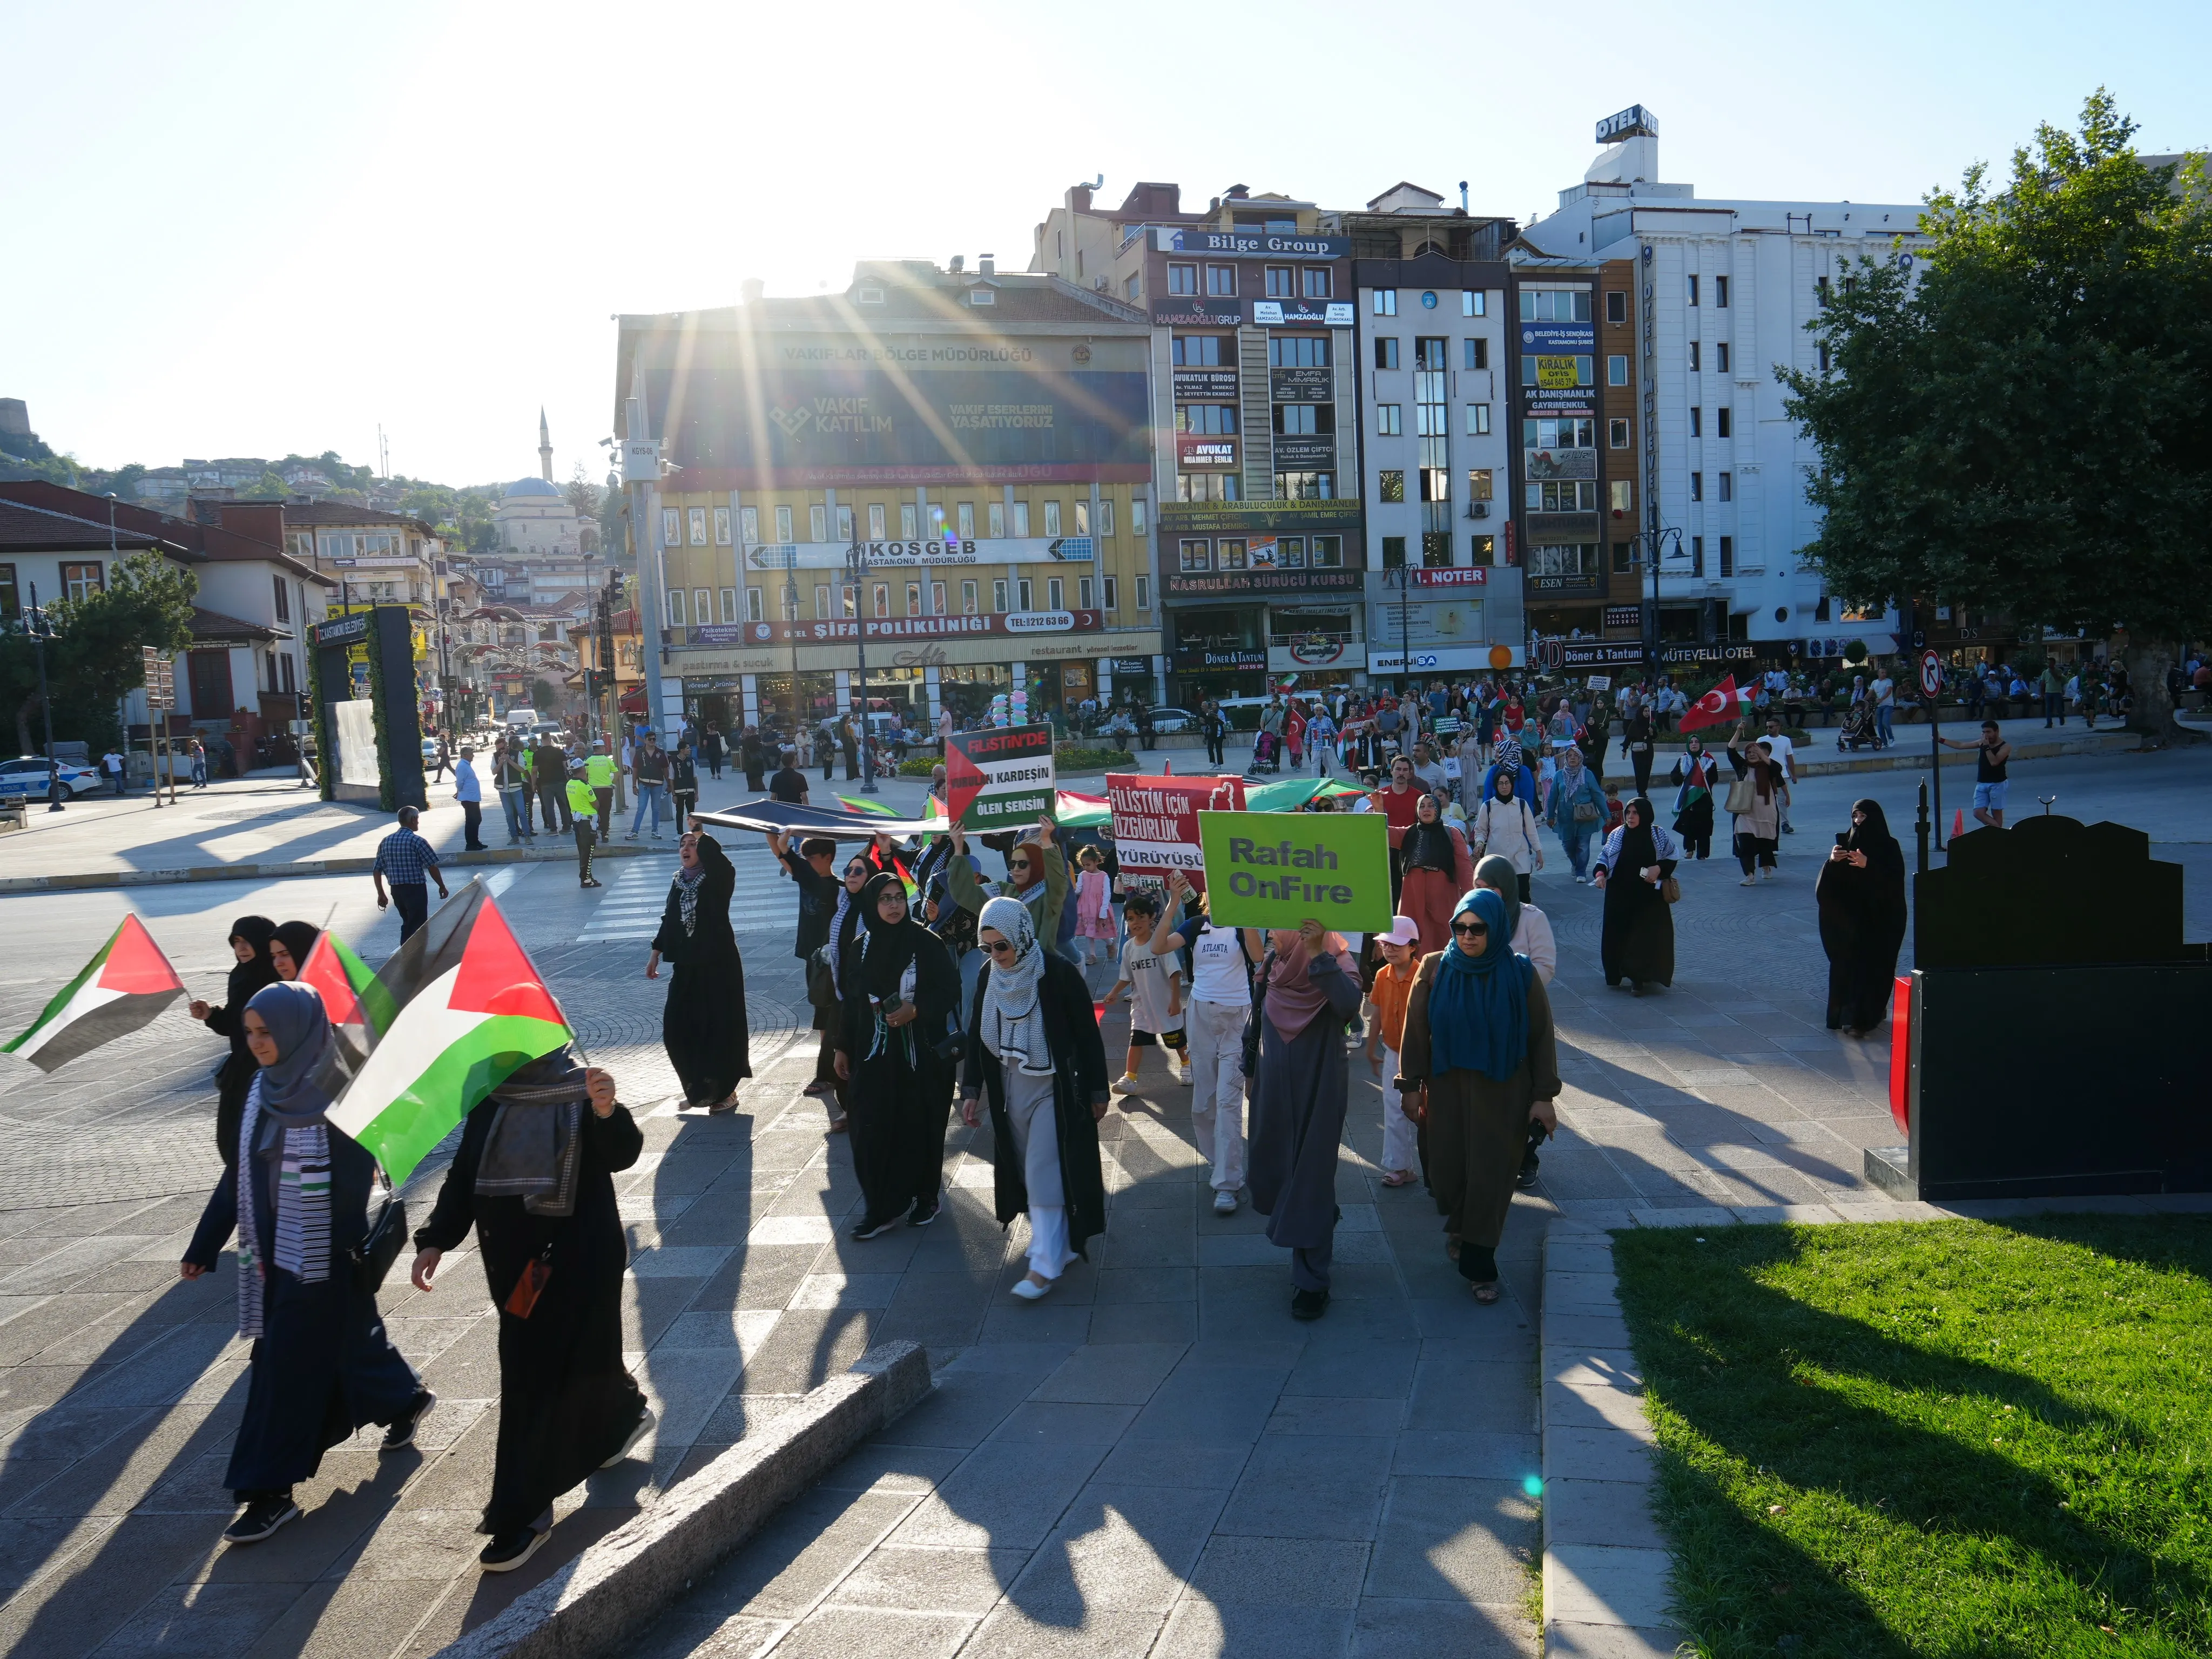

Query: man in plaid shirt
[372,806,450,943]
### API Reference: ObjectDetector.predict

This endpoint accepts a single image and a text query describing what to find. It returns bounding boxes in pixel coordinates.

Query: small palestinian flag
[325,887,572,1182]
[296,931,395,1060]
[4,915,186,1072]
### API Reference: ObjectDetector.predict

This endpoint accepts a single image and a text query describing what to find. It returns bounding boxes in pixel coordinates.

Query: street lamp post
[26,582,63,812]
[847,538,878,793]
[1384,563,1414,692]
[1627,524,1683,689]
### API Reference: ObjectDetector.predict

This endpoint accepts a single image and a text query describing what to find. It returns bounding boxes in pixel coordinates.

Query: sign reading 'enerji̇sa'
[1196,810,1392,933]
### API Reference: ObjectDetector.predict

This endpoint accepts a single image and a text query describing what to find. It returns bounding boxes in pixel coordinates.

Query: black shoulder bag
[353,1168,408,1298]
[1240,946,1276,1080]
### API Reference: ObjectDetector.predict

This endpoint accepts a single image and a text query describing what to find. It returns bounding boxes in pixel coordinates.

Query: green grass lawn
[1610,1217,2212,1658]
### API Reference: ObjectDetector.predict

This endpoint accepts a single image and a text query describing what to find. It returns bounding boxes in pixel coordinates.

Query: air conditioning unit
[1467,502,1488,519]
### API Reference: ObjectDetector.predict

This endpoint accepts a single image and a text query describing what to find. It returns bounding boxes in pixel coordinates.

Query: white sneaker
[1212,1189,1239,1216]
[1010,1274,1054,1300]
[1111,1074,1142,1094]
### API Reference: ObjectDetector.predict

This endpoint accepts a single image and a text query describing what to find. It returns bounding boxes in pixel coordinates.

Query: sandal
[1472,1281,1501,1304]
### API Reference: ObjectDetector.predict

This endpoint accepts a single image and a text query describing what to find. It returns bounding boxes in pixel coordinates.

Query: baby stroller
[1837,703,1881,751]
[1250,729,1283,774]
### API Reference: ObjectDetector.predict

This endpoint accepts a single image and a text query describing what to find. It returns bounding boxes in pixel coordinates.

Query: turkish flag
[1677,673,1744,734]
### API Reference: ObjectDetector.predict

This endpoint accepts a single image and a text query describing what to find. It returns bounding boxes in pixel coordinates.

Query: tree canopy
[3,550,198,755]
[1782,92,2212,736]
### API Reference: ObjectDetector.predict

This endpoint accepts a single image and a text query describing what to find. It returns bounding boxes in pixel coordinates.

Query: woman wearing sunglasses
[959,896,1110,1300]
[1393,887,1560,1304]
[945,815,1071,964]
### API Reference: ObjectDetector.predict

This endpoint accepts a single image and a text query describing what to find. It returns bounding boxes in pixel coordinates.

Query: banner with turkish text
[1107,774,1244,887]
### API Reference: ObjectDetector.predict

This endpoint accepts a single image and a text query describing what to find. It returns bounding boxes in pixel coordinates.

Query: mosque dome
[503,476,564,499]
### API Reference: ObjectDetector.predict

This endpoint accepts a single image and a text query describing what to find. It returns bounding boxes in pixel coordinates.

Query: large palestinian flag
[3,915,186,1072]
[325,885,572,1182]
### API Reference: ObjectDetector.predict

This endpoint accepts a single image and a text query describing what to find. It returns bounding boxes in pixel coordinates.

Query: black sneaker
[380,1388,435,1453]
[478,1526,550,1573]
[223,1494,301,1545]
[1290,1288,1330,1321]
[849,1214,900,1240]
[907,1198,941,1228]
[1516,1163,1541,1191]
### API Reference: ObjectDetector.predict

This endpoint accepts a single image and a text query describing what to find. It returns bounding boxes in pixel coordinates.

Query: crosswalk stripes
[576,845,798,942]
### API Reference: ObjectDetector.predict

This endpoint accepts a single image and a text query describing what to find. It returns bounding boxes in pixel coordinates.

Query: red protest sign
[1107,773,1245,887]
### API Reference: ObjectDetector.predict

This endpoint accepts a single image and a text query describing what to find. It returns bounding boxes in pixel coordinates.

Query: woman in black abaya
[187,915,279,1168]
[410,1053,651,1572]
[836,871,961,1237]
[648,832,751,1110]
[1817,798,1908,1036]
[1594,796,1679,994]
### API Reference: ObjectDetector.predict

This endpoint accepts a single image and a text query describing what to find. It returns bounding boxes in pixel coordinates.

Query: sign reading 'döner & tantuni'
[1197,811,1392,933]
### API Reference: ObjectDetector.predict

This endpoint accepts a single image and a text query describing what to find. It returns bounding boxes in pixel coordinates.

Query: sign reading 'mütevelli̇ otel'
[1196,811,1392,933]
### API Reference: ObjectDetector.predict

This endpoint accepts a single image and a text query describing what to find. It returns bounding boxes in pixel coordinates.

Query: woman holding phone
[836,871,961,1238]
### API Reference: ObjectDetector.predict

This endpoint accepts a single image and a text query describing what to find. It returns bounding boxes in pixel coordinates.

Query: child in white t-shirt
[1105,888,1187,1094]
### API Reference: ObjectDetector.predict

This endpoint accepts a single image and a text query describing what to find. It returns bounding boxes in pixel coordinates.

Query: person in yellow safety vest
[585,740,618,839]
[565,768,602,889]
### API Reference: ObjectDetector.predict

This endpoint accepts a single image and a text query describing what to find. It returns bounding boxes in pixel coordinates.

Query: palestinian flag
[4,916,186,1072]
[297,930,395,1059]
[837,794,899,818]
[325,885,573,1182]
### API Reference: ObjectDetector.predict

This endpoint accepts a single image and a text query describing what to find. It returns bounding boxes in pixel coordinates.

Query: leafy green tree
[530,676,562,713]
[238,471,291,500]
[1782,92,2212,741]
[2,550,198,754]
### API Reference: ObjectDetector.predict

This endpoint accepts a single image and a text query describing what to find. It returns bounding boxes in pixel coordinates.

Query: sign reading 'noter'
[1196,810,1392,933]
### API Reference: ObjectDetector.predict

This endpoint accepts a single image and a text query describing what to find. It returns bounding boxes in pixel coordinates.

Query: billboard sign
[1175,434,1239,470]
[1154,228,1349,260]
[737,610,1101,645]
[1252,300,1356,327]
[743,537,1093,571]
[1174,368,1242,401]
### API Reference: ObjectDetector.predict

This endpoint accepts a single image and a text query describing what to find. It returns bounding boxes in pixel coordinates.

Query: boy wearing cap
[1104,888,1189,1096]
[1364,916,1425,1188]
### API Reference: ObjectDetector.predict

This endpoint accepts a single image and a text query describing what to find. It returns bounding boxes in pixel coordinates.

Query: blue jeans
[630,782,666,836]
[1876,706,1894,743]
[500,786,531,842]
[1557,821,1595,879]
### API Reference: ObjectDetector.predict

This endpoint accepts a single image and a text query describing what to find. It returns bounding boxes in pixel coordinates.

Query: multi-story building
[1345,185,1519,682]
[1519,105,1921,670]
[613,259,1158,736]
[1033,181,1363,707]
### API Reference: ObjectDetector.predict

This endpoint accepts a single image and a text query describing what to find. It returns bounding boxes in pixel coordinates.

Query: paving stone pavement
[0,746,2203,1659]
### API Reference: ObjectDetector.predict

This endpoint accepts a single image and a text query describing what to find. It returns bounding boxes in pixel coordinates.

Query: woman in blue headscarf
[180,982,430,1549]
[1393,887,1561,1303]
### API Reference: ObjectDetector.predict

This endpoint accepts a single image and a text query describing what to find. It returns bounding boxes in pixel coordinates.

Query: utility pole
[27,582,63,812]
[847,537,878,793]
[619,379,672,748]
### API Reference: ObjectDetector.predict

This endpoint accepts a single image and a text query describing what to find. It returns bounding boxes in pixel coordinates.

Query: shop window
[1180,539,1212,572]
[1311,535,1343,567]
[1218,540,1247,571]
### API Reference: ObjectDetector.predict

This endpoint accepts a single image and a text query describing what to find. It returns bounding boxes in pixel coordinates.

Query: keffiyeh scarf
[234,1076,332,1340]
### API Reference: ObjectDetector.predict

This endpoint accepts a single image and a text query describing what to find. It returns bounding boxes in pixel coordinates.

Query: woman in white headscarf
[960,895,1109,1300]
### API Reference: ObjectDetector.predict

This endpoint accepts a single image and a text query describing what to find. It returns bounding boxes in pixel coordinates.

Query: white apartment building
[1519,108,1924,659]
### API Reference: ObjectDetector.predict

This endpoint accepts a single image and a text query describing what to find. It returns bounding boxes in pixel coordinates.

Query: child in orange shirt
[1363,915,1425,1187]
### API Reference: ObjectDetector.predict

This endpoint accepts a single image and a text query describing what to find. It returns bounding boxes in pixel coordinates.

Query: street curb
[0,841,675,896]
[1541,1224,1682,1658]
[1640,729,2137,780]
[431,1340,931,1659]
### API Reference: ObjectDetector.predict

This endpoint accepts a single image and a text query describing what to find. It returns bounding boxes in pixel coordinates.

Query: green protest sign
[1196,810,1392,934]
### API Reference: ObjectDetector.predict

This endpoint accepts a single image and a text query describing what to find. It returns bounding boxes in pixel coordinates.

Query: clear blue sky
[3,0,2202,490]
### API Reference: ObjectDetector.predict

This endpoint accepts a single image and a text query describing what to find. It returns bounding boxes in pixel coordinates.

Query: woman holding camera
[837,870,961,1238]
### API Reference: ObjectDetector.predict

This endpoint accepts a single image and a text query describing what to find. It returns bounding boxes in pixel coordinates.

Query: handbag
[1240,949,1275,1079]
[1723,777,1757,815]
[353,1179,408,1298]
[1661,875,1682,905]
[805,944,837,1009]
[1572,792,1601,822]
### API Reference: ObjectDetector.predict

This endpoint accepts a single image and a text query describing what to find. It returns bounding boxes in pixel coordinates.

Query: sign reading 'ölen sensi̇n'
[947,724,1056,829]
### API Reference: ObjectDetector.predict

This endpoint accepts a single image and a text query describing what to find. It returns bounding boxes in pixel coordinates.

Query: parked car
[1145,706,1200,735]
[0,756,101,798]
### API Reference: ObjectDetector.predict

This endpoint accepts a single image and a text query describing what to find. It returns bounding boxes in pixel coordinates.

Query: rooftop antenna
[1460,180,1469,212]
[377,423,389,481]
